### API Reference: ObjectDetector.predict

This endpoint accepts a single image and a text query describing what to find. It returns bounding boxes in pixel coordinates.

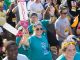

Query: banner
[17,0,28,21]
[3,23,19,35]
[2,0,28,36]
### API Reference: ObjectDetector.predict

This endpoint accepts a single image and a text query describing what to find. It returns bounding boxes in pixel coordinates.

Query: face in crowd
[5,41,18,60]
[34,23,43,36]
[60,9,68,19]
[62,41,76,59]
[30,13,38,24]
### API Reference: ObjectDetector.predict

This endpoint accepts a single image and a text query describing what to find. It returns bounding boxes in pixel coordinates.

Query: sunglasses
[36,28,43,31]
[61,12,67,14]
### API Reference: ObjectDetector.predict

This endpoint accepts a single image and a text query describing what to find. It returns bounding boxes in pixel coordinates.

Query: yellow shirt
[0,11,6,17]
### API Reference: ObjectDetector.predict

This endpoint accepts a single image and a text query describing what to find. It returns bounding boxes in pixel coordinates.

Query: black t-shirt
[7,10,15,22]
[47,23,59,46]
[6,10,16,27]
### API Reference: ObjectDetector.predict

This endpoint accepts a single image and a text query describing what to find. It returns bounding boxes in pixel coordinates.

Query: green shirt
[56,52,80,60]
[4,0,11,8]
[16,37,30,58]
[41,20,49,30]
[27,35,52,60]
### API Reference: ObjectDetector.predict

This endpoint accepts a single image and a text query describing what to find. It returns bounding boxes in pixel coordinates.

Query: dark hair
[5,41,17,51]
[77,1,80,7]
[30,13,38,17]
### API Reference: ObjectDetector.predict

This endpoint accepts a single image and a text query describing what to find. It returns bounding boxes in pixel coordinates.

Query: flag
[71,15,79,28]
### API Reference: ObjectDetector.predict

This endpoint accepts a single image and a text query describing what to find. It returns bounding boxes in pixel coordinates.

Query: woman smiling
[56,36,80,60]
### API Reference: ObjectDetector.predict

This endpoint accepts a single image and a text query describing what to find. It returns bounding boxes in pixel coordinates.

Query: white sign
[18,1,28,21]
[3,23,19,35]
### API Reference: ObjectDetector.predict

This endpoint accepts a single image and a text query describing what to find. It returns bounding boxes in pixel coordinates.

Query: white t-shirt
[3,54,29,60]
[30,2,44,20]
[27,0,34,11]
[55,17,70,40]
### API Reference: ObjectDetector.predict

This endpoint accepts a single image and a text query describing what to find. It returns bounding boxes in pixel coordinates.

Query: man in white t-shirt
[3,41,29,60]
[55,7,72,46]
[30,0,44,20]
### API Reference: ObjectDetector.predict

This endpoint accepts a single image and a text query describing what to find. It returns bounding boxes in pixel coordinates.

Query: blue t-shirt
[56,52,80,60]
[3,3,7,11]
[27,35,52,60]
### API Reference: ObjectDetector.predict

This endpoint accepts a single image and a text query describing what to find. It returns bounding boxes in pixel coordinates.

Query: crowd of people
[0,0,80,60]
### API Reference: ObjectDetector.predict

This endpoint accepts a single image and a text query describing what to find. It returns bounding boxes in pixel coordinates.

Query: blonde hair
[61,40,76,52]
